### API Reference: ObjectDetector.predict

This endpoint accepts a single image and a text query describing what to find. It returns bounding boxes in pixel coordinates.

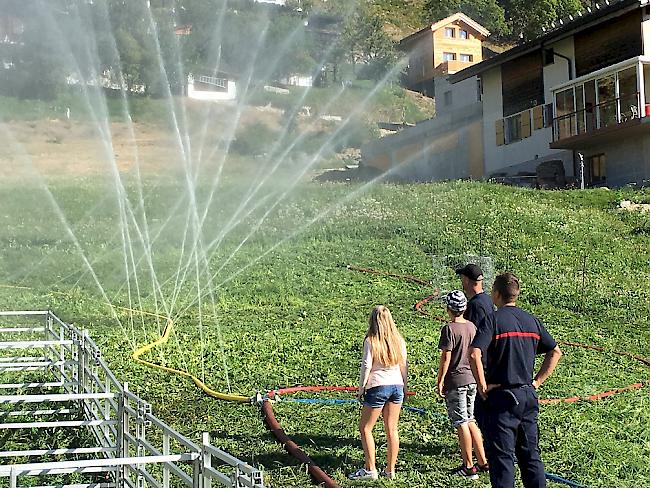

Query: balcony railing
[552,92,644,142]
[197,75,228,89]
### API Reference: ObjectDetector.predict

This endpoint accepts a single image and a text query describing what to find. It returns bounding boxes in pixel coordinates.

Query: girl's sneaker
[348,468,378,480]
[450,465,479,480]
[380,469,396,480]
[474,463,489,473]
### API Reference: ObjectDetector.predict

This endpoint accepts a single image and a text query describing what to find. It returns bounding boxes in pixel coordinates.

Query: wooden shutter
[495,119,505,146]
[532,105,544,130]
[521,110,532,138]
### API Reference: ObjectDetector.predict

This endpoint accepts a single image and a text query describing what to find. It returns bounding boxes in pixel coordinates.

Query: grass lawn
[0,177,648,487]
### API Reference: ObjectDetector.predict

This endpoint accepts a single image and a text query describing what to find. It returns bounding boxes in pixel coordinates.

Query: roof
[430,12,490,37]
[449,0,646,83]
[400,12,490,45]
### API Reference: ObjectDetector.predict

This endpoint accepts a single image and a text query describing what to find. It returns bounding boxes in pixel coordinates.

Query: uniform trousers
[481,385,546,488]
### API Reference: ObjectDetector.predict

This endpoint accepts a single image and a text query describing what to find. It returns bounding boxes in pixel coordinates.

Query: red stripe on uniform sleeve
[494,332,541,340]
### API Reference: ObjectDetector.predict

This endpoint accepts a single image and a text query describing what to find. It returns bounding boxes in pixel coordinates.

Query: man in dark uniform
[469,273,562,488]
[456,264,495,326]
[457,263,495,450]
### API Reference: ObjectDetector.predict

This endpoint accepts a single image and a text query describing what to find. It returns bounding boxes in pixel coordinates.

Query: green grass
[247,81,435,124]
[0,90,180,125]
[0,177,649,488]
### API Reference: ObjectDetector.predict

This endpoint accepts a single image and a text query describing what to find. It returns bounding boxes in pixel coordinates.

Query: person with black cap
[469,272,562,488]
[456,264,495,327]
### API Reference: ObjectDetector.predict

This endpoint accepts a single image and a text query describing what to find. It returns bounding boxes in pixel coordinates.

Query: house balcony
[550,57,650,150]
[435,59,475,75]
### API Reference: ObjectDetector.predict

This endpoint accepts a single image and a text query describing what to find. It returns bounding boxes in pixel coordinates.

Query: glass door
[617,66,638,121]
[575,84,585,135]
[584,80,596,132]
[597,75,616,128]
[555,88,575,139]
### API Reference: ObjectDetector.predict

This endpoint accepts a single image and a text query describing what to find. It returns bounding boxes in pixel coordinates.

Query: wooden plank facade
[501,51,544,117]
[574,10,642,77]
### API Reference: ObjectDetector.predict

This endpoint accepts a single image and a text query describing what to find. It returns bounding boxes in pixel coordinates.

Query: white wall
[482,54,573,177]
[280,75,313,87]
[435,75,479,116]
[481,67,504,175]
[362,101,484,181]
[582,131,650,186]
[543,37,575,102]
[188,80,237,101]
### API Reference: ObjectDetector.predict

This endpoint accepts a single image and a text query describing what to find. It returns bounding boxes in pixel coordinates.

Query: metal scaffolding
[0,311,265,488]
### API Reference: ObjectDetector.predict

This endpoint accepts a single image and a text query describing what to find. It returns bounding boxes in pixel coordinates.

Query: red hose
[539,340,650,404]
[261,400,340,488]
[346,265,432,287]
[414,292,442,317]
[269,385,416,398]
[270,386,357,397]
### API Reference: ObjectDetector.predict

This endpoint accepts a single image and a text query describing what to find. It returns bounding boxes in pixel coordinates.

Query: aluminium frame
[0,310,264,488]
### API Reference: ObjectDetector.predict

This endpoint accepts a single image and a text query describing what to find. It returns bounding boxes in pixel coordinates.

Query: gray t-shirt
[438,320,477,392]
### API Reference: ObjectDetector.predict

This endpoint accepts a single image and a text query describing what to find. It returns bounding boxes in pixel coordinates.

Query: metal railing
[0,311,264,488]
[552,93,643,142]
[196,76,228,90]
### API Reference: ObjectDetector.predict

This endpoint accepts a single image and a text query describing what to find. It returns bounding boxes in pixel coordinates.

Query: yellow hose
[0,284,250,403]
[127,308,251,403]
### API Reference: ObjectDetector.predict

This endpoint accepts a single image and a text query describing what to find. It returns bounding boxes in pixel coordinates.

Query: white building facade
[187,74,237,102]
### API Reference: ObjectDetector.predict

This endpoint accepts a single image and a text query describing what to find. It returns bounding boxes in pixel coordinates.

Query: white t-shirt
[358,337,407,391]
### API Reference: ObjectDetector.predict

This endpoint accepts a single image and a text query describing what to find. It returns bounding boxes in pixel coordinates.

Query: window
[443,52,456,61]
[444,90,453,106]
[459,29,468,39]
[543,103,554,128]
[460,54,473,62]
[505,114,522,144]
[445,27,455,38]
[476,77,483,102]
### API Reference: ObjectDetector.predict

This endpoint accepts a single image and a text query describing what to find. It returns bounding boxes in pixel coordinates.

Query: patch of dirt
[0,102,282,181]
[619,200,650,212]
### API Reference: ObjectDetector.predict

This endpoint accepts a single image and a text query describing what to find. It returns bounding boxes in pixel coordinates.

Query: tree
[0,0,72,100]
[341,5,397,81]
[501,0,584,40]
[423,0,509,37]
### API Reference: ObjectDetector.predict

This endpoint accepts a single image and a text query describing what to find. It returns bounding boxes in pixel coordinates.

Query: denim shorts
[445,384,477,428]
[363,385,405,409]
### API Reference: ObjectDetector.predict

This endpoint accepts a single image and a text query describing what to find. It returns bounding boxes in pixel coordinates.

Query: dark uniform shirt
[464,292,494,326]
[471,306,557,387]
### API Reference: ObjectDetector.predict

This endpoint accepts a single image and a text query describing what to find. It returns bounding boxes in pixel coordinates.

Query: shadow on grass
[209,428,449,472]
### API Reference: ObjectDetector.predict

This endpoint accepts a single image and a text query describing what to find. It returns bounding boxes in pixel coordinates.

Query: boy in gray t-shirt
[437,291,488,480]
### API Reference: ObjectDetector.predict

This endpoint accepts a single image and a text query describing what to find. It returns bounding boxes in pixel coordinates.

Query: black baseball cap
[456,264,484,281]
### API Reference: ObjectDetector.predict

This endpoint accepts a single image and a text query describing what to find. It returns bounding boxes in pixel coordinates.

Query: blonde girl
[348,305,408,481]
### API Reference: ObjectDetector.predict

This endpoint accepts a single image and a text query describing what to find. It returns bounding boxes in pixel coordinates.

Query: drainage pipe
[261,400,340,488]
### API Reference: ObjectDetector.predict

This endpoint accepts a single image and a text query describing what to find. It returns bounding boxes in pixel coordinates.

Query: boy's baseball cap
[444,290,468,313]
[455,264,484,281]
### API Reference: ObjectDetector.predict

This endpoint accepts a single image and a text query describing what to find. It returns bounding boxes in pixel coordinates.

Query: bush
[334,116,378,150]
[231,122,280,157]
